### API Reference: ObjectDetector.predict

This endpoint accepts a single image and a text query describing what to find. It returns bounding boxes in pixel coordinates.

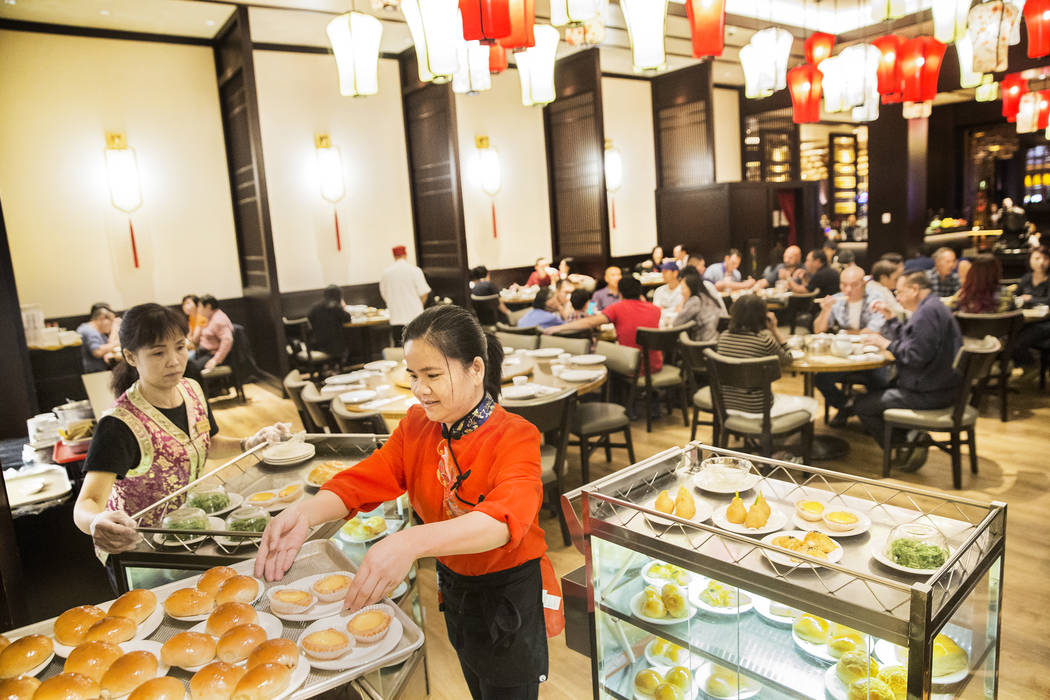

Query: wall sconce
[604,139,622,229]
[316,134,346,251]
[476,136,501,238]
[104,131,143,268]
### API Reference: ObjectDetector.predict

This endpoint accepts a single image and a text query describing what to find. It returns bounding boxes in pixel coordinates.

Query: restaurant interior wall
[601,76,658,258]
[456,69,553,272]
[713,86,742,183]
[0,29,241,318]
[251,51,416,294]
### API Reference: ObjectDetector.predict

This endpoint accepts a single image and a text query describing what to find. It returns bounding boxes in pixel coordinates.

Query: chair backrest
[703,348,782,431]
[678,335,717,388]
[716,315,731,332]
[502,388,576,478]
[299,381,337,432]
[506,307,529,325]
[330,397,388,434]
[955,311,1023,356]
[539,334,589,355]
[82,371,116,420]
[381,346,405,362]
[470,294,501,327]
[951,335,1003,422]
[636,323,694,377]
[229,324,256,376]
[496,330,540,350]
[282,317,316,357]
[282,370,315,430]
[496,322,540,336]
[596,339,640,378]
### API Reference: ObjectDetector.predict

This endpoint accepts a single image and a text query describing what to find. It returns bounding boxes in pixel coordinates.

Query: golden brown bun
[32,673,99,700]
[161,632,217,669]
[0,636,10,653]
[205,603,257,638]
[216,625,266,664]
[63,640,123,682]
[85,616,137,645]
[53,606,107,646]
[190,662,245,700]
[245,639,297,670]
[127,676,187,700]
[0,675,40,699]
[109,589,158,624]
[196,567,238,597]
[215,577,259,606]
[0,635,53,679]
[165,589,215,618]
[231,663,291,700]
[100,650,159,698]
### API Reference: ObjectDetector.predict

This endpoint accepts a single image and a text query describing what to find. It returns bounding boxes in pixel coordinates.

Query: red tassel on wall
[610,198,616,229]
[491,201,498,238]
[128,218,140,268]
[334,209,342,251]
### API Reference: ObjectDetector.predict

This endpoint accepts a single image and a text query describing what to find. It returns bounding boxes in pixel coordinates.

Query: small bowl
[822,508,861,532]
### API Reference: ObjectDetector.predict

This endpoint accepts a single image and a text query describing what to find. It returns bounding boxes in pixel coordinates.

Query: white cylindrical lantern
[401,0,459,83]
[932,0,971,43]
[453,37,493,94]
[620,0,668,71]
[326,12,383,97]
[517,24,559,106]
[740,28,793,98]
[550,0,600,27]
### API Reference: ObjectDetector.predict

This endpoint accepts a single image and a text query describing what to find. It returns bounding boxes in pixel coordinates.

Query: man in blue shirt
[703,249,755,292]
[591,266,623,311]
[854,271,963,471]
[516,288,565,329]
[925,247,961,297]
[76,302,120,373]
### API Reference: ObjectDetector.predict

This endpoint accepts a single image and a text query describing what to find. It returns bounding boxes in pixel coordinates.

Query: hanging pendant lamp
[516,24,559,106]
[975,75,999,101]
[326,11,384,97]
[739,27,793,98]
[453,36,493,93]
[932,0,971,43]
[787,63,823,123]
[460,0,512,43]
[871,0,906,21]
[1024,0,1050,57]
[841,43,881,121]
[685,0,726,58]
[566,0,608,46]
[804,32,835,64]
[402,0,460,83]
[621,0,668,71]
[499,0,536,50]
[955,34,984,89]
[966,1,1021,73]
[899,36,945,104]
[1001,73,1028,121]
[489,43,509,73]
[819,54,851,113]
[872,34,904,102]
[549,0,600,26]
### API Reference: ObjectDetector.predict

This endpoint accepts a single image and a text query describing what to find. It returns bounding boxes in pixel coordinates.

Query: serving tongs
[134,525,264,554]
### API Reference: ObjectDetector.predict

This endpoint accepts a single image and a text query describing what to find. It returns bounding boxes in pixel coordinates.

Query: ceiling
[0,0,965,107]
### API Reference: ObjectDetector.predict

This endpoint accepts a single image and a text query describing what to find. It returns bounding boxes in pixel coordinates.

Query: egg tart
[267,588,315,615]
[311,574,352,603]
[795,500,825,522]
[823,509,861,532]
[247,491,276,508]
[346,608,391,644]
[300,629,351,661]
[276,483,302,503]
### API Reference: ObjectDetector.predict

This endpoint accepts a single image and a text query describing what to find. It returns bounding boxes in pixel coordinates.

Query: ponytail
[111,359,138,396]
[483,333,504,400]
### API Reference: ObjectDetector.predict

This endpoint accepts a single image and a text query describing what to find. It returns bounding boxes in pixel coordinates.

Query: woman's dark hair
[559,257,575,275]
[111,303,190,396]
[322,284,342,306]
[619,276,643,300]
[728,294,769,333]
[470,265,489,280]
[683,274,704,299]
[90,302,113,320]
[199,294,219,310]
[532,287,554,310]
[957,253,1002,313]
[402,305,504,400]
[181,294,199,307]
[569,288,591,311]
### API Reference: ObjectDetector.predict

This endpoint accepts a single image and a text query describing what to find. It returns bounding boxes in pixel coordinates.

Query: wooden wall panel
[655,184,730,260]
[544,48,608,263]
[652,62,715,191]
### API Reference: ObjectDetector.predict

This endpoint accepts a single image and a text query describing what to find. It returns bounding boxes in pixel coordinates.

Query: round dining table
[342,310,391,364]
[332,353,608,420]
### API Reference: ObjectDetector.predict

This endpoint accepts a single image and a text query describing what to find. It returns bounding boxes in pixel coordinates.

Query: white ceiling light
[517,24,560,106]
[955,34,984,89]
[401,0,459,83]
[819,54,851,112]
[842,44,881,122]
[620,0,668,71]
[326,12,383,97]
[550,0,600,27]
[739,28,792,99]
[453,37,493,94]
[932,0,970,43]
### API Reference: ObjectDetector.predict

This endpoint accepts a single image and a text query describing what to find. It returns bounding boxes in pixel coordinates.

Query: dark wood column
[543,48,609,266]
[399,53,469,306]
[213,7,287,377]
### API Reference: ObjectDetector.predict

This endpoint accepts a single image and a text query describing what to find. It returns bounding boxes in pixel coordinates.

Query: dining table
[500,287,539,310]
[342,308,391,363]
[328,351,608,421]
[1021,306,1050,324]
[725,287,790,311]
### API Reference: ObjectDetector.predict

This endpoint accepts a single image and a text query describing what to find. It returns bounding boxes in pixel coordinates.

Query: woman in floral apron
[73,303,290,566]
[256,305,562,700]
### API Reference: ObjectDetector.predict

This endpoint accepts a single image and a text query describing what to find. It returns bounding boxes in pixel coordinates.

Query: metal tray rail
[5,540,423,698]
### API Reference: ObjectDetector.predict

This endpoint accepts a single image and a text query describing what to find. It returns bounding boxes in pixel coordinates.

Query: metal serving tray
[6,540,424,698]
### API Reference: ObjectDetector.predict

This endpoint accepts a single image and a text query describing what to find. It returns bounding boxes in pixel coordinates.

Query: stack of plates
[260,441,316,466]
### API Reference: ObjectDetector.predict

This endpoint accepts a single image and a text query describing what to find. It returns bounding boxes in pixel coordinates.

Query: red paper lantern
[460,0,512,43]
[685,0,726,58]
[899,36,945,103]
[498,0,535,51]
[489,44,508,73]
[1001,73,1028,122]
[787,63,823,123]
[872,34,903,102]
[804,32,836,65]
[1038,89,1050,129]
[1024,0,1050,58]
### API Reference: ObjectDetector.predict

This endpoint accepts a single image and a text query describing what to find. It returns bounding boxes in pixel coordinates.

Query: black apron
[436,558,548,688]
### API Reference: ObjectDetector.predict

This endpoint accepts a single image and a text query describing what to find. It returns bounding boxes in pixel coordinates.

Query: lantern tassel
[491,201,498,239]
[334,209,342,251]
[611,198,616,229]
[128,218,140,269]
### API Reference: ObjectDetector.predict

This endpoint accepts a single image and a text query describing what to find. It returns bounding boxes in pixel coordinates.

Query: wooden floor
[211,373,1050,699]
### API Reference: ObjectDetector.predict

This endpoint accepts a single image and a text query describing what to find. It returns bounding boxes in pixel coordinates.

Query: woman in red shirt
[256,305,557,699]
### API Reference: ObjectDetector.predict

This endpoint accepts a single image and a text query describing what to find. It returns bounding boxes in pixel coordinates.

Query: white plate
[296,607,403,671]
[791,510,872,537]
[265,492,305,514]
[711,504,786,536]
[153,516,224,547]
[338,518,402,544]
[695,661,761,699]
[266,573,347,621]
[689,583,754,616]
[526,347,562,358]
[502,346,514,354]
[823,664,850,700]
[273,654,311,700]
[643,639,703,670]
[873,637,969,684]
[570,354,606,365]
[791,627,837,664]
[644,496,713,529]
[325,371,374,385]
[871,541,952,576]
[631,667,699,700]
[363,360,398,372]
[187,574,267,607]
[640,561,698,590]
[339,390,377,404]
[56,600,167,658]
[501,384,540,400]
[751,595,799,626]
[629,591,696,626]
[558,369,604,382]
[760,530,844,569]
[692,472,763,495]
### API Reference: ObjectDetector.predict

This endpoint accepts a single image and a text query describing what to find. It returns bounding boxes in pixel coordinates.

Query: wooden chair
[678,335,718,441]
[635,323,695,432]
[786,292,819,334]
[503,388,577,545]
[496,330,540,351]
[331,397,388,434]
[704,348,815,461]
[470,294,501,330]
[283,317,333,379]
[496,322,540,336]
[882,336,1000,489]
[596,340,641,421]
[299,382,339,433]
[539,334,590,355]
[201,323,251,403]
[955,311,1023,422]
[506,307,529,325]
[282,370,317,432]
[381,346,404,362]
